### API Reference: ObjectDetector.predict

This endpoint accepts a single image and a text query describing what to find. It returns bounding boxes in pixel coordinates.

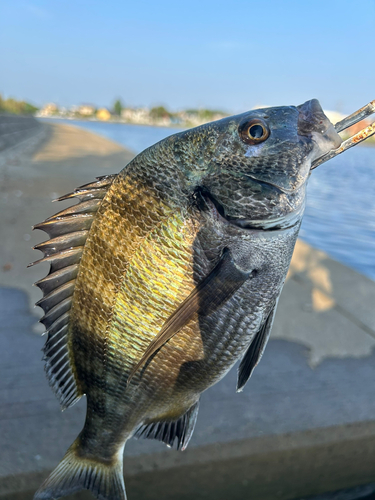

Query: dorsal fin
[134,400,200,451]
[32,174,117,409]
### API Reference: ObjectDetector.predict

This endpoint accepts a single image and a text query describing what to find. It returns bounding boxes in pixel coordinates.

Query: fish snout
[297,99,342,149]
[297,99,328,135]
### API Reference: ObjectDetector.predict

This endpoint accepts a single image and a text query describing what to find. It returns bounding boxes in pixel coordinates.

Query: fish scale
[109,215,198,368]
[70,173,174,384]
[33,99,350,500]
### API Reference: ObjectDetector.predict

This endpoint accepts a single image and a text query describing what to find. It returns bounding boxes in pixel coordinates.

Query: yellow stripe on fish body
[68,172,182,391]
[109,211,202,374]
[66,166,204,402]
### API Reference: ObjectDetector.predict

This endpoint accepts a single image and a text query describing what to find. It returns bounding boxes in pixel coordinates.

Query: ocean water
[41,118,375,281]
[41,118,183,154]
[301,147,375,281]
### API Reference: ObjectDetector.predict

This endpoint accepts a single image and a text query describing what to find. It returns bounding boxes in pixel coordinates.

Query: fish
[32,98,347,500]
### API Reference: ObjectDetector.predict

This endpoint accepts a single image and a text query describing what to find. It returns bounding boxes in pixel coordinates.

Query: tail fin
[34,439,126,500]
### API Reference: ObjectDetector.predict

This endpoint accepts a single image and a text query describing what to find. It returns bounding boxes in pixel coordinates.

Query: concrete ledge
[3,421,375,500]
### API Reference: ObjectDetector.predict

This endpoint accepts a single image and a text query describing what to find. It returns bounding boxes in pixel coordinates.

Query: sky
[0,0,374,114]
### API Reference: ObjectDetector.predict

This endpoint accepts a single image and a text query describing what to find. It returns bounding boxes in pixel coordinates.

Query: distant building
[38,103,58,117]
[121,107,150,124]
[79,104,95,116]
[178,109,227,127]
[96,108,111,121]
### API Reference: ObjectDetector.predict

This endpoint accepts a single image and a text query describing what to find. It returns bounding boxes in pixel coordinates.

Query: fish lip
[297,99,330,136]
[297,99,342,165]
[196,188,298,231]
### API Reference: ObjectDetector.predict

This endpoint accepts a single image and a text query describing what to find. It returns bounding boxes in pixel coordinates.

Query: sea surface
[41,118,375,281]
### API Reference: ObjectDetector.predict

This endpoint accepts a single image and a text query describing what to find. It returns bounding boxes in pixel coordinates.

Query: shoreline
[37,115,375,145]
[37,115,188,130]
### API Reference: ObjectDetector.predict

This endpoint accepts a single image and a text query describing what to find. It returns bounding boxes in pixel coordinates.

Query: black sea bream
[34,99,343,500]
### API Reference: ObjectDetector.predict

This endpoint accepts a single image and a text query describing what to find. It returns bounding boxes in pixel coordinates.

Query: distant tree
[198,109,215,120]
[113,99,124,116]
[185,109,199,115]
[184,108,225,120]
[0,94,38,115]
[150,106,171,120]
[22,102,39,114]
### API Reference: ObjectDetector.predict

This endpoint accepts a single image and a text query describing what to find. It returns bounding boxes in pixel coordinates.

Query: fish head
[193,99,342,229]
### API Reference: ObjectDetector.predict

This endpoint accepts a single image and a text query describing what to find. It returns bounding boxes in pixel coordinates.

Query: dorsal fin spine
[28,247,83,272]
[39,297,72,328]
[34,214,95,238]
[46,199,101,221]
[34,231,89,256]
[34,265,79,294]
[55,187,109,202]
[36,281,75,313]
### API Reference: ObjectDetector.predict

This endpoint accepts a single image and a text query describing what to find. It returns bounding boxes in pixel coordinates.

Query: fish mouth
[297,99,343,165]
[297,99,335,137]
[195,187,300,231]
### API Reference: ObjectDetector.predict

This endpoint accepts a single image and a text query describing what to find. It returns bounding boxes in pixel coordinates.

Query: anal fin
[134,400,200,451]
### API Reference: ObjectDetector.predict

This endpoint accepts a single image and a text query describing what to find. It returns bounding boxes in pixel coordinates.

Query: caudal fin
[34,439,126,500]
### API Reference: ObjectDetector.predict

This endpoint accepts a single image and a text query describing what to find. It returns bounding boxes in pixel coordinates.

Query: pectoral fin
[128,248,252,384]
[236,300,278,392]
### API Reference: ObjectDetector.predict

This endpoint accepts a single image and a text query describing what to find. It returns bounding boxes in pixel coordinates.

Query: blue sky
[0,0,374,114]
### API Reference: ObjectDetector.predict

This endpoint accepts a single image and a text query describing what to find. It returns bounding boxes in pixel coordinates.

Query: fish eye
[239,119,270,145]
